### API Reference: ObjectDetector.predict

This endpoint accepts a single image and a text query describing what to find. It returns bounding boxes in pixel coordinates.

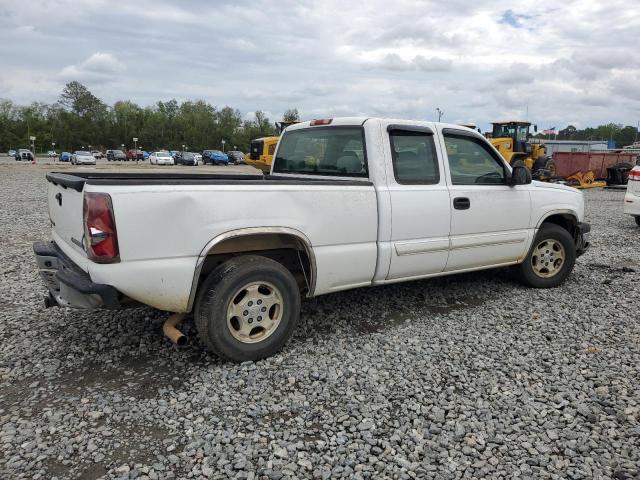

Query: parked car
[194,153,202,165]
[34,117,590,362]
[8,149,16,157]
[143,151,150,160]
[15,149,34,161]
[59,152,72,162]
[71,150,96,165]
[176,151,199,166]
[106,149,126,161]
[227,151,245,164]
[126,149,144,161]
[624,166,640,226]
[149,151,175,165]
[203,149,229,165]
[91,150,104,159]
[47,150,58,158]
[170,150,179,159]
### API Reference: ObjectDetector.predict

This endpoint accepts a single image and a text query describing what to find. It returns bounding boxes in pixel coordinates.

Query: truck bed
[46,171,371,192]
[44,170,379,312]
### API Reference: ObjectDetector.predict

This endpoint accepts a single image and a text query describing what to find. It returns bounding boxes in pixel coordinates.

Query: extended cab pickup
[34,118,590,361]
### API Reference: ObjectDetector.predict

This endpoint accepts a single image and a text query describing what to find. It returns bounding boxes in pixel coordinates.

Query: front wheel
[515,224,576,288]
[195,255,301,362]
[635,216,640,227]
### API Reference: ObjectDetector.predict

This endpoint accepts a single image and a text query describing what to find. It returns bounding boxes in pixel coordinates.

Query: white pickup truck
[624,166,640,226]
[34,118,590,361]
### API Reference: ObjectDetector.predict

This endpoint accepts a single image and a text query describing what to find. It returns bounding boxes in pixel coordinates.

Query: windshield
[184,152,195,159]
[75,151,91,155]
[156,151,171,157]
[212,150,223,155]
[492,123,529,142]
[273,127,367,177]
[113,150,123,155]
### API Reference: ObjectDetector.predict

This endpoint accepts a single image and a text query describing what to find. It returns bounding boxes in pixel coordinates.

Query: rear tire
[635,216,640,227]
[515,224,576,288]
[195,255,301,362]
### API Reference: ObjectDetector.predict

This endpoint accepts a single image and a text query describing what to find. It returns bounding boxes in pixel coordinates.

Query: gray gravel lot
[1,159,639,479]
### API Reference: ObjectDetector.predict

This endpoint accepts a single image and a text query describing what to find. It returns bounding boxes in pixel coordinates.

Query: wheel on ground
[515,224,576,288]
[544,158,556,176]
[195,255,301,362]
[635,216,640,227]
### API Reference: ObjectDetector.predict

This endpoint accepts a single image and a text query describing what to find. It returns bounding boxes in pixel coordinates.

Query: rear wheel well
[193,233,313,305]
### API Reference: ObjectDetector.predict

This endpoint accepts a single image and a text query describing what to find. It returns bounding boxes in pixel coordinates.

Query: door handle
[453,197,470,210]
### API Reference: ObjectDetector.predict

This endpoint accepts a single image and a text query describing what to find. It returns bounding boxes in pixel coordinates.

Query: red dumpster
[553,152,638,179]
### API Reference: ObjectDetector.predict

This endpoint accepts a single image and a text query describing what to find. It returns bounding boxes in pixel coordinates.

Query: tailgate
[47,179,87,257]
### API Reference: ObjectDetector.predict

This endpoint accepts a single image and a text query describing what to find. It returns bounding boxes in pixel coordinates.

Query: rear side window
[273,127,368,177]
[390,130,439,184]
[444,133,506,185]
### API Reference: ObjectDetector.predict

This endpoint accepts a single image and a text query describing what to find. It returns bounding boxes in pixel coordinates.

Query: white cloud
[0,0,637,128]
[59,52,124,83]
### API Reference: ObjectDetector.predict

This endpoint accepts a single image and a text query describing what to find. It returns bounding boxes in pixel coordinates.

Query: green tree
[59,81,106,118]
[282,108,300,123]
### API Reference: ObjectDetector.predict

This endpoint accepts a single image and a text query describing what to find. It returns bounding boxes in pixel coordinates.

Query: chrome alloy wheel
[531,239,566,278]
[226,282,283,343]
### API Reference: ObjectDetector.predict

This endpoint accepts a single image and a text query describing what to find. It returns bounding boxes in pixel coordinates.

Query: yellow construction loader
[489,121,554,175]
[245,121,299,173]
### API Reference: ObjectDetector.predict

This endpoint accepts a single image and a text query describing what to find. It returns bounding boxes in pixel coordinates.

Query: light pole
[221,139,226,152]
[133,137,138,163]
[51,142,56,162]
[436,108,444,122]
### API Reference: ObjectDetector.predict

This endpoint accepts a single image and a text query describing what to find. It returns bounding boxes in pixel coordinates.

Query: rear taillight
[83,192,119,263]
[629,169,640,181]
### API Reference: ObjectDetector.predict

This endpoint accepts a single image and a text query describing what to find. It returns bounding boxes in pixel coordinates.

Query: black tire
[515,224,576,288]
[612,162,634,169]
[545,158,556,176]
[195,255,301,362]
[635,216,640,227]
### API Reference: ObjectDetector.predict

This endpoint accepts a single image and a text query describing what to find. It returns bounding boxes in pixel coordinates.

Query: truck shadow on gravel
[297,268,511,336]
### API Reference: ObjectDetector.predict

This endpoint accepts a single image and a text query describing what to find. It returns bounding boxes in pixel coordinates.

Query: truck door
[385,126,451,280]
[440,128,531,271]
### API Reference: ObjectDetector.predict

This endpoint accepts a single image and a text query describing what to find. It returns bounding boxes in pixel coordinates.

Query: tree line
[1,80,637,153]
[0,81,301,153]
[534,124,639,147]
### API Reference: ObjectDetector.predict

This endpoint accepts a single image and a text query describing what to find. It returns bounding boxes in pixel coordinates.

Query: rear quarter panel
[84,182,378,311]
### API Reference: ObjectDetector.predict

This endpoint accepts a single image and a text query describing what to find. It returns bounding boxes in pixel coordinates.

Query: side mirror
[534,124,538,133]
[509,163,532,186]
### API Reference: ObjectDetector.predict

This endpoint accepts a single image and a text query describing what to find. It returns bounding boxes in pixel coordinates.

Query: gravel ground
[1,160,639,480]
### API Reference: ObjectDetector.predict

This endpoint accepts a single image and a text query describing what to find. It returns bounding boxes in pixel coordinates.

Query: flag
[543,127,556,135]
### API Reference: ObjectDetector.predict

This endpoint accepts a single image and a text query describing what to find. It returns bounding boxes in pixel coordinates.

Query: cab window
[273,127,367,177]
[389,130,439,184]
[444,133,506,185]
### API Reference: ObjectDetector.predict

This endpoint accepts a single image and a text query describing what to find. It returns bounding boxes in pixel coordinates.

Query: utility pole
[436,108,444,122]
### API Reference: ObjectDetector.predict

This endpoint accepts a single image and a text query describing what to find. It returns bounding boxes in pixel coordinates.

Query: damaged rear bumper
[33,241,121,309]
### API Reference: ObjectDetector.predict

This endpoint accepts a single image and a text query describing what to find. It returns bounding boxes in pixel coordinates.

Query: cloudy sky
[1,0,638,131]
